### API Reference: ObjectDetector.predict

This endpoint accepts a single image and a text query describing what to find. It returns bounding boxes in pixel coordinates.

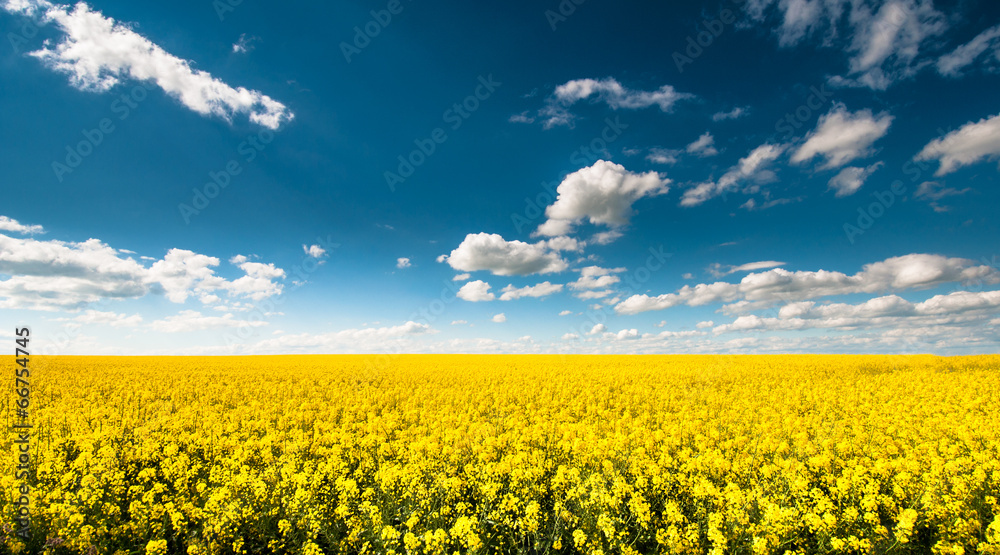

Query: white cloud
[696,320,715,329]
[559,310,573,316]
[539,77,693,128]
[499,281,563,301]
[590,230,624,245]
[561,333,579,340]
[575,289,614,300]
[439,233,568,276]
[7,0,293,129]
[249,321,436,352]
[231,33,257,54]
[396,257,411,269]
[712,290,1000,334]
[457,280,496,302]
[58,309,142,327]
[681,143,785,207]
[450,320,468,325]
[588,323,606,335]
[492,313,507,323]
[937,24,1000,77]
[792,104,892,169]
[615,253,999,315]
[150,310,269,333]
[0,230,286,311]
[913,181,970,212]
[915,113,1000,175]
[0,216,43,235]
[708,261,786,277]
[827,162,884,197]
[303,244,326,259]
[509,111,535,124]
[570,266,626,290]
[535,160,670,237]
[712,107,748,121]
[686,132,718,157]
[452,273,471,281]
[646,148,680,165]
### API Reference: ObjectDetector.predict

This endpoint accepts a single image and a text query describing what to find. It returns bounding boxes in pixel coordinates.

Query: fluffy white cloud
[792,104,892,169]
[439,233,568,276]
[303,244,326,258]
[492,313,507,323]
[588,323,606,335]
[615,253,999,315]
[713,290,1000,334]
[0,229,286,310]
[5,0,292,129]
[0,216,43,234]
[396,257,411,269]
[499,281,563,301]
[150,310,269,333]
[915,113,1000,175]
[686,132,718,157]
[646,148,680,165]
[559,310,573,316]
[708,261,786,278]
[827,162,884,197]
[681,143,785,207]
[457,280,495,302]
[452,273,471,281]
[539,77,693,128]
[936,24,1000,77]
[570,266,626,290]
[535,160,670,237]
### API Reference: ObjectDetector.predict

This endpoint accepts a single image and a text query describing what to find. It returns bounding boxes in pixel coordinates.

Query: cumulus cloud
[303,244,326,258]
[681,143,785,207]
[791,104,892,169]
[615,253,999,315]
[535,160,670,237]
[452,273,471,281]
[439,233,568,276]
[936,24,1000,77]
[396,257,411,269]
[457,280,495,302]
[3,0,293,129]
[58,309,142,327]
[712,290,1000,334]
[559,310,573,316]
[646,148,680,165]
[569,266,626,290]
[915,113,1000,175]
[538,77,693,128]
[0,216,43,235]
[499,281,563,301]
[492,313,507,323]
[827,162,884,197]
[0,230,286,311]
[686,132,719,157]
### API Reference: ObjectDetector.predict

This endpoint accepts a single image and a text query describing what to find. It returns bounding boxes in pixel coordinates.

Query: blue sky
[1,0,999,354]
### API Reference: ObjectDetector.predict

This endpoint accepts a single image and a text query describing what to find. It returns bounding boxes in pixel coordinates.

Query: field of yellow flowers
[2,355,999,554]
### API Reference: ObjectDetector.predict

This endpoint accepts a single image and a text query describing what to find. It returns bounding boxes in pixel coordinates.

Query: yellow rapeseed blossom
[0,354,997,554]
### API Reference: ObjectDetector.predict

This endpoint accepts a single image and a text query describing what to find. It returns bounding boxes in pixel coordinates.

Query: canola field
[2,354,1000,555]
